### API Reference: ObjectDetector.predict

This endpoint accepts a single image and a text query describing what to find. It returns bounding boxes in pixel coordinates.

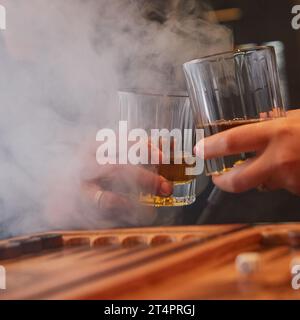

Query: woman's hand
[45,139,173,229]
[195,110,300,195]
[78,138,173,225]
[81,163,172,216]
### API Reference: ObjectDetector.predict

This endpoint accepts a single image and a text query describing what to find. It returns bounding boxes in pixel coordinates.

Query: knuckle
[274,151,296,173]
[100,192,115,211]
[281,168,299,188]
[273,154,299,189]
[274,120,293,138]
[268,144,300,191]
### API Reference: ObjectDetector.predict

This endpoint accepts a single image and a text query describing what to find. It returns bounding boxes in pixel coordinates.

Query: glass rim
[183,45,274,67]
[118,89,189,98]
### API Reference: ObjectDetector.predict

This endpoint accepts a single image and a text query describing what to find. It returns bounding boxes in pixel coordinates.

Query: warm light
[206,8,242,23]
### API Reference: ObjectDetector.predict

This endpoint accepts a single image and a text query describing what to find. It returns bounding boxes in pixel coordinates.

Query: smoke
[0,0,232,238]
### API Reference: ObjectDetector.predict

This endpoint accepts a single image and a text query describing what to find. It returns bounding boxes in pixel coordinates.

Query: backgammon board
[1,224,300,300]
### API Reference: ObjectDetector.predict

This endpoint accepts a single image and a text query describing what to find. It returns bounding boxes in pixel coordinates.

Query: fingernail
[194,139,205,159]
[160,180,172,196]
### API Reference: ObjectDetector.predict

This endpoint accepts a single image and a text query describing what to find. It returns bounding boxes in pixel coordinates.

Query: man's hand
[195,110,300,195]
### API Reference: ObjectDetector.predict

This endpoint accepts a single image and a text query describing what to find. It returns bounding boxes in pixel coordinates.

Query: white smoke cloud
[0,0,232,238]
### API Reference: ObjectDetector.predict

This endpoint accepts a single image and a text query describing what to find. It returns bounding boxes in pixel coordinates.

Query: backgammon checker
[1,224,300,300]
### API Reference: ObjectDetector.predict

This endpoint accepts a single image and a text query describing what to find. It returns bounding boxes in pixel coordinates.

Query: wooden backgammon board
[1,223,300,300]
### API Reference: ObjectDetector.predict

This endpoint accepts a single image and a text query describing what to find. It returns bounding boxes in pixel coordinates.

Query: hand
[195,110,300,195]
[45,138,173,229]
[79,140,173,226]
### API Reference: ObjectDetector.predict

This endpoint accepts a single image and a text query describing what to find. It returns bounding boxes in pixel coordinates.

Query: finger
[262,176,282,191]
[212,156,271,193]
[195,121,275,160]
[81,182,133,213]
[287,109,300,118]
[263,176,300,196]
[82,138,164,177]
[81,182,157,225]
[118,166,173,196]
[83,163,173,196]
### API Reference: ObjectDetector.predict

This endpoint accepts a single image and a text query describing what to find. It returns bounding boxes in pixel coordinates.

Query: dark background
[180,0,300,225]
[210,0,300,108]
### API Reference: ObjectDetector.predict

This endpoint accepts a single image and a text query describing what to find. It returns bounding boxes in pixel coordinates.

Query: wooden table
[0,224,300,300]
